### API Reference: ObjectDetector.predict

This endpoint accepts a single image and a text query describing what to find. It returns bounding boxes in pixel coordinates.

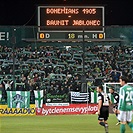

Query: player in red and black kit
[97,85,111,133]
[109,87,120,125]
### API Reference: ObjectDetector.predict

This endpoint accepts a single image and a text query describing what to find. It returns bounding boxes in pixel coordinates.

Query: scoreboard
[37,6,105,40]
[37,32,105,40]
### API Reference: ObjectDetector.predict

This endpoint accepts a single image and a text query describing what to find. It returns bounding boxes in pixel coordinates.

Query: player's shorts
[119,111,133,122]
[98,106,109,121]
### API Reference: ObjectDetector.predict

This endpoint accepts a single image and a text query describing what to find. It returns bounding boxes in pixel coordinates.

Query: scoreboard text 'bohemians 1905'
[38,6,104,32]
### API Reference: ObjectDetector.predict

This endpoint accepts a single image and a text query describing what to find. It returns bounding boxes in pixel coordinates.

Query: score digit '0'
[39,33,45,39]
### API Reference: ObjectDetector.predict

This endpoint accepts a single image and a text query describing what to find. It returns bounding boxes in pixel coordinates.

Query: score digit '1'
[68,33,76,39]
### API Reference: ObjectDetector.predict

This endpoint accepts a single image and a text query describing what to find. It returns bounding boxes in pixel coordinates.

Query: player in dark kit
[97,85,111,133]
[109,87,120,125]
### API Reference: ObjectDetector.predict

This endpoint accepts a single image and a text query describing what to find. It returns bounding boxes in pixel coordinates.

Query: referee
[109,87,120,126]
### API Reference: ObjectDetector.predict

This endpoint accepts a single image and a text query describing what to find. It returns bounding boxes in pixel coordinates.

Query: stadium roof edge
[21,38,125,43]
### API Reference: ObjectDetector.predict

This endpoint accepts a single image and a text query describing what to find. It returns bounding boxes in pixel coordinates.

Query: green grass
[0,114,133,133]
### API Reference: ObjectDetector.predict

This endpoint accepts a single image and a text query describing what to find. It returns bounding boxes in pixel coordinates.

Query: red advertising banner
[36,104,98,116]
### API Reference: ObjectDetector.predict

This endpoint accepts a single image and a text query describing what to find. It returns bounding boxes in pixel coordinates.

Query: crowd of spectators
[0,44,133,103]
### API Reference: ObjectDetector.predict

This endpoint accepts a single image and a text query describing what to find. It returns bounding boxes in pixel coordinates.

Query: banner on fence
[71,91,91,103]
[45,103,69,106]
[0,90,2,102]
[7,91,30,108]
[34,90,43,108]
[71,91,113,104]
[90,91,98,103]
[45,93,69,103]
[36,104,98,115]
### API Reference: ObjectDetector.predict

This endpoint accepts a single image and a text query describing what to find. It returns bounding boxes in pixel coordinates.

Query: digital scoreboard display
[37,32,105,40]
[38,6,104,32]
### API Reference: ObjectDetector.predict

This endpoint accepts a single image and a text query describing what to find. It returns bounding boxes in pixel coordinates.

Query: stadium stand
[0,44,133,104]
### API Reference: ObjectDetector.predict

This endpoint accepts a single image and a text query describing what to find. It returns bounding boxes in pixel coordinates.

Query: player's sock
[99,122,105,126]
[127,122,133,131]
[120,124,126,133]
[104,123,108,133]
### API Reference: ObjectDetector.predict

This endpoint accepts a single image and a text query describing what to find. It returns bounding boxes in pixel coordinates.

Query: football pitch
[0,114,132,133]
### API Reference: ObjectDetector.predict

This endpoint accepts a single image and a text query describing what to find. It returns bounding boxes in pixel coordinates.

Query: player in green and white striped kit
[118,76,133,133]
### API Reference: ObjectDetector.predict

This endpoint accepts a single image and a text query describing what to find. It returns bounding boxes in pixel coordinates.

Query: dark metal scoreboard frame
[37,6,105,41]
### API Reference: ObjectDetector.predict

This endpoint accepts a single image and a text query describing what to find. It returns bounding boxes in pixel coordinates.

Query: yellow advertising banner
[0,104,35,116]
